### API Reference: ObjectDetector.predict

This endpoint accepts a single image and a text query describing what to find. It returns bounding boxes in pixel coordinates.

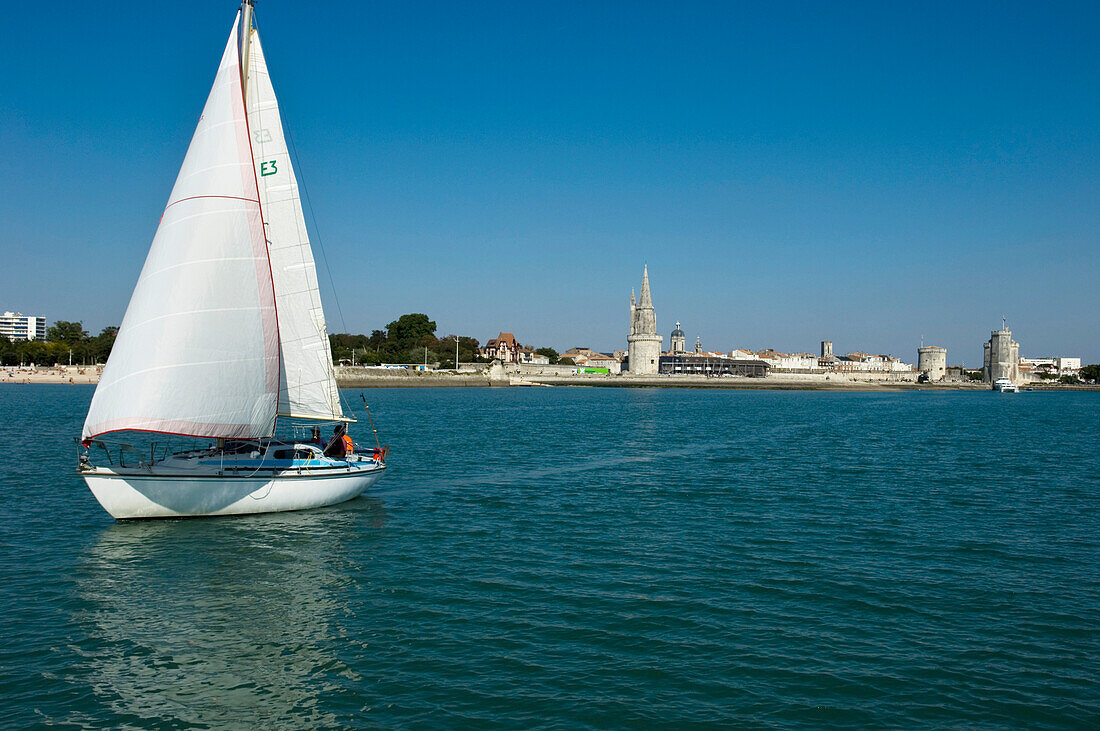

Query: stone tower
[670,322,686,353]
[983,320,1020,383]
[918,346,947,382]
[627,265,661,374]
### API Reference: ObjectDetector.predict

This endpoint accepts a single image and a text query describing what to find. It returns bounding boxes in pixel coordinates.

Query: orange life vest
[342,434,354,454]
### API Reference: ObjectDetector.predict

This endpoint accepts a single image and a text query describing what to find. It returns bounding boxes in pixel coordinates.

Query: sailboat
[78,2,386,519]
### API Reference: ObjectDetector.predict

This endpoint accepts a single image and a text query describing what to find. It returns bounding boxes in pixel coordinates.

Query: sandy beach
[1,366,101,385]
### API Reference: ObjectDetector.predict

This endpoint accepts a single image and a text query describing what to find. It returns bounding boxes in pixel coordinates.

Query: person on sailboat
[323,424,349,459]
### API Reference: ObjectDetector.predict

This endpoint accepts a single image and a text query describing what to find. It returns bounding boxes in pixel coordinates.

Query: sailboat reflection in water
[77,2,386,519]
[76,505,382,725]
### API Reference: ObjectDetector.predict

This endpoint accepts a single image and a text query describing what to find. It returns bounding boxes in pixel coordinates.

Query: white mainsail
[246,29,345,421]
[82,16,280,440]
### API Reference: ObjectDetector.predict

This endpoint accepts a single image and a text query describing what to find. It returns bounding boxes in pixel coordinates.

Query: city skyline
[2,1,1097,365]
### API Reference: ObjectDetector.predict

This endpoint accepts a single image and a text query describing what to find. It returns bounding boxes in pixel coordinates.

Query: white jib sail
[83,16,280,440]
[246,30,345,421]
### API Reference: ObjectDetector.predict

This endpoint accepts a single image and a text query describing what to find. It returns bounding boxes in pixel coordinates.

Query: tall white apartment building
[0,312,47,341]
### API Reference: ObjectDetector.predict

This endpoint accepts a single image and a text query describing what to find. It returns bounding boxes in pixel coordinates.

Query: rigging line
[284,118,357,421]
[280,91,356,421]
[282,112,347,335]
[271,46,356,421]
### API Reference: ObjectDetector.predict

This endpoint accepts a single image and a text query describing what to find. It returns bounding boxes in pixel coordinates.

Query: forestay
[246,30,345,422]
[82,16,280,440]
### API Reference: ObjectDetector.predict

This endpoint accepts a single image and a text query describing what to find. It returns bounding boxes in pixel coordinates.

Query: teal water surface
[1,385,1098,727]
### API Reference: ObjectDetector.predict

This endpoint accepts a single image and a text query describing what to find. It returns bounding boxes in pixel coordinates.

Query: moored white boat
[78,2,386,519]
[992,377,1019,393]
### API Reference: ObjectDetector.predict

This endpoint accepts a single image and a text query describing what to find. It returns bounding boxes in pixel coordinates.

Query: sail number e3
[260,161,278,177]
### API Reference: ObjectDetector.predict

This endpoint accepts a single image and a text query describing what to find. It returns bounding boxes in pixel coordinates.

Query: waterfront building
[755,350,824,372]
[517,348,549,365]
[581,353,622,374]
[670,322,686,354]
[832,352,914,373]
[625,265,661,374]
[983,323,1020,384]
[782,353,823,371]
[0,312,46,341]
[754,349,783,368]
[1019,356,1080,379]
[564,347,622,374]
[819,340,840,368]
[1058,357,1082,374]
[659,354,769,377]
[917,346,948,382]
[1020,357,1056,372]
[482,332,522,363]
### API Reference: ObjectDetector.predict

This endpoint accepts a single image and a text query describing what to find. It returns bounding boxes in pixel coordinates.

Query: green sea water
[1,385,1098,728]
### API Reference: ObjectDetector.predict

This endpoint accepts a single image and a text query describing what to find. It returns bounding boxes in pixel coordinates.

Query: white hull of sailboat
[83,466,385,520]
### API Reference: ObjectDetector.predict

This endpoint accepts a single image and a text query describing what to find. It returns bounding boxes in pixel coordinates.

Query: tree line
[329,313,489,368]
[0,322,117,367]
[329,313,573,366]
[0,313,567,370]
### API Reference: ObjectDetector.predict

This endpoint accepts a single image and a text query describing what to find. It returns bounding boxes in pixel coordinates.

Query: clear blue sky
[2,1,1097,366]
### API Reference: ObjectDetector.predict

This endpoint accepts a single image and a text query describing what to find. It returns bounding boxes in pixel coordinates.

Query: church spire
[639,264,652,308]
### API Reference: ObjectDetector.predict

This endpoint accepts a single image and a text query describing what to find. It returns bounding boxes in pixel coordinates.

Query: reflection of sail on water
[75,503,383,726]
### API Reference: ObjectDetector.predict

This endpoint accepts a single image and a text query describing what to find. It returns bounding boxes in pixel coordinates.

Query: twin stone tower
[627,265,662,374]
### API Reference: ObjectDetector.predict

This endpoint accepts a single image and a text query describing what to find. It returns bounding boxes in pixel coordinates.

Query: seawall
[5,365,1093,392]
[335,365,508,388]
[506,374,990,391]
[333,366,991,391]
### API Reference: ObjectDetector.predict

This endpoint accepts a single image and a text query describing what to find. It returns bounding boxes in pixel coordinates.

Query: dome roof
[671,326,684,337]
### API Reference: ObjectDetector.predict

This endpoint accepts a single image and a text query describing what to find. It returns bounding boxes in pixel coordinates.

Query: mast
[238,0,281,434]
[239,0,254,99]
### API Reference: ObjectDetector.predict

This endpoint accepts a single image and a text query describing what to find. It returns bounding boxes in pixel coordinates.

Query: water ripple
[1,387,1098,727]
